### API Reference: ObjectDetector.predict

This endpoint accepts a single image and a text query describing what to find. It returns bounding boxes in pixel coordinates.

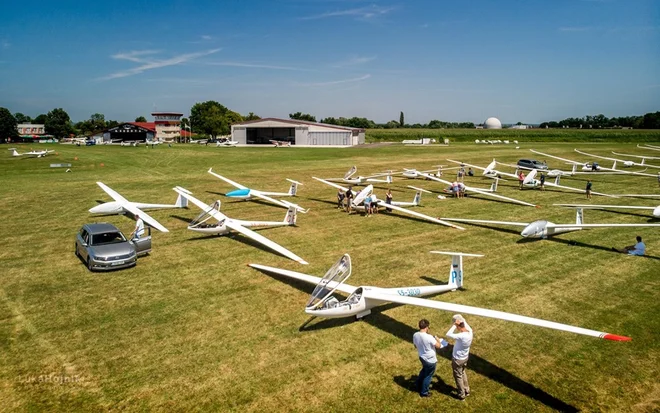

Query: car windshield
[91,231,126,246]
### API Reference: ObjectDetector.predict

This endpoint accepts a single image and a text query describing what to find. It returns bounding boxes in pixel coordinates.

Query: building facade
[17,124,46,135]
[231,118,365,146]
[152,112,183,141]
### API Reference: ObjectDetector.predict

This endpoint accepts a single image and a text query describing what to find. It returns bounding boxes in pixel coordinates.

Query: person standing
[130,214,145,240]
[539,172,546,191]
[364,193,372,217]
[518,171,526,190]
[413,319,445,397]
[385,189,393,212]
[445,314,473,401]
[586,180,593,199]
[345,187,354,214]
[337,189,345,210]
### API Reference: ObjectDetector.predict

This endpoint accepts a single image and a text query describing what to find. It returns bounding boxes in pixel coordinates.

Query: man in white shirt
[131,215,145,240]
[446,314,473,400]
[413,319,446,397]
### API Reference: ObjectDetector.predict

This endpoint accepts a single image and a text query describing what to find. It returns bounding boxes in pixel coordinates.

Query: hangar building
[231,118,365,146]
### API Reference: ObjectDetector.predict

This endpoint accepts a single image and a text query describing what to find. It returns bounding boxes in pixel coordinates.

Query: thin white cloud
[298,74,371,87]
[201,35,212,40]
[333,56,376,67]
[558,26,592,32]
[100,48,221,80]
[300,5,394,20]
[1,40,10,49]
[207,61,311,71]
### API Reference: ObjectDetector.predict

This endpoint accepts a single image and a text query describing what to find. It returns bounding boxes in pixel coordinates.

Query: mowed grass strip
[0,141,658,412]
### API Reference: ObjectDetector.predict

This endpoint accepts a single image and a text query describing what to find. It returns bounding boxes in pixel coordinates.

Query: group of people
[413,315,473,400]
[337,188,393,215]
[446,182,466,198]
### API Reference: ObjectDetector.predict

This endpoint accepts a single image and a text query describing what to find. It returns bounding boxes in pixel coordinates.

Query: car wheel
[87,258,94,272]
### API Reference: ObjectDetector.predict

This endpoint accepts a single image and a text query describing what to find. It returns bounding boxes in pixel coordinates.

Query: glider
[173,187,308,265]
[312,178,464,229]
[89,182,187,233]
[530,150,657,177]
[554,203,660,218]
[441,207,660,239]
[637,144,660,152]
[611,151,660,163]
[447,159,616,197]
[216,140,239,147]
[574,149,660,170]
[324,166,393,185]
[270,139,292,147]
[208,169,308,214]
[250,253,629,341]
[402,168,536,207]
[9,148,54,158]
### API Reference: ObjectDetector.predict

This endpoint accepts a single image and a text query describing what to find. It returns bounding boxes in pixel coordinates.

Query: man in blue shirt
[613,236,646,256]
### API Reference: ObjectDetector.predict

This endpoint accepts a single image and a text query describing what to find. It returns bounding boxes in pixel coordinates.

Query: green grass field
[1,140,659,412]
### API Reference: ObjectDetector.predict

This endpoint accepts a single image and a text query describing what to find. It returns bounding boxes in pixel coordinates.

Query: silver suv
[75,223,151,271]
[517,159,548,170]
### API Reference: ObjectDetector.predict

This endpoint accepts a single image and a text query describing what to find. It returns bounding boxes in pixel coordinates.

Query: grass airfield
[1,141,659,412]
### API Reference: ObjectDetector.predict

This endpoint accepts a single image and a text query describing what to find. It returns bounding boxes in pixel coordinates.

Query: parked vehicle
[75,223,151,271]
[517,159,548,170]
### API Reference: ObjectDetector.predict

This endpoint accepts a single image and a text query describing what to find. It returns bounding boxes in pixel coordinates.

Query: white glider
[324,166,393,185]
[89,182,187,233]
[312,178,464,229]
[216,140,239,147]
[530,150,657,177]
[555,203,660,218]
[447,159,616,197]
[404,168,536,207]
[637,144,660,152]
[612,151,660,162]
[208,169,308,214]
[575,149,660,170]
[442,207,660,239]
[173,187,307,265]
[9,148,55,158]
[250,253,630,341]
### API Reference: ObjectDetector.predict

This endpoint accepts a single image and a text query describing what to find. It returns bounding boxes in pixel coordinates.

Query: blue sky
[0,0,658,124]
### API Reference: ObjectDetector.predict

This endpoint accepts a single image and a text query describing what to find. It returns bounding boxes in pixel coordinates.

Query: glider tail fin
[554,175,561,185]
[449,254,464,288]
[490,179,499,192]
[10,149,19,157]
[173,186,191,207]
[576,208,584,225]
[571,164,577,174]
[386,174,393,184]
[284,206,297,225]
[612,160,618,170]
[287,180,300,196]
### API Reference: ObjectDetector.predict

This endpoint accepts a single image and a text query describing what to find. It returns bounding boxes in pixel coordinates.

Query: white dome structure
[484,117,502,129]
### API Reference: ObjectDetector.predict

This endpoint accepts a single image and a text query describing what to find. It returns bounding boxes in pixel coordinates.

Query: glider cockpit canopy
[306,254,352,310]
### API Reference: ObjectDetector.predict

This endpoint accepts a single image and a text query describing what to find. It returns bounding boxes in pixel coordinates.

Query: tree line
[2,103,660,143]
[539,112,660,129]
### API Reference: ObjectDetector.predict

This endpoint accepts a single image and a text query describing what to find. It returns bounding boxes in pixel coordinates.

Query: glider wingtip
[603,333,631,342]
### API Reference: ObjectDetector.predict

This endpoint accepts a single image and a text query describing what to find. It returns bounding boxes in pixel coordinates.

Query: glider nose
[226,189,251,198]
[653,206,660,218]
[89,204,105,214]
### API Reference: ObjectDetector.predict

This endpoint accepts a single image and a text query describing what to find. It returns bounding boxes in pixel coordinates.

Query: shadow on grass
[373,313,578,412]
[517,236,660,260]
[441,221,523,237]
[393,374,457,399]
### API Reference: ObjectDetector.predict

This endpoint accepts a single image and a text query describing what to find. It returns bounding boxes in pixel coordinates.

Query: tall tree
[45,108,73,139]
[135,116,147,122]
[289,112,316,122]
[14,113,32,124]
[244,112,260,121]
[33,114,47,124]
[190,101,243,138]
[0,107,19,142]
[399,111,405,128]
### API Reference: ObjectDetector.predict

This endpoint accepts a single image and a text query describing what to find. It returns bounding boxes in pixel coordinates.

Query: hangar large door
[308,132,351,146]
[246,127,295,145]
